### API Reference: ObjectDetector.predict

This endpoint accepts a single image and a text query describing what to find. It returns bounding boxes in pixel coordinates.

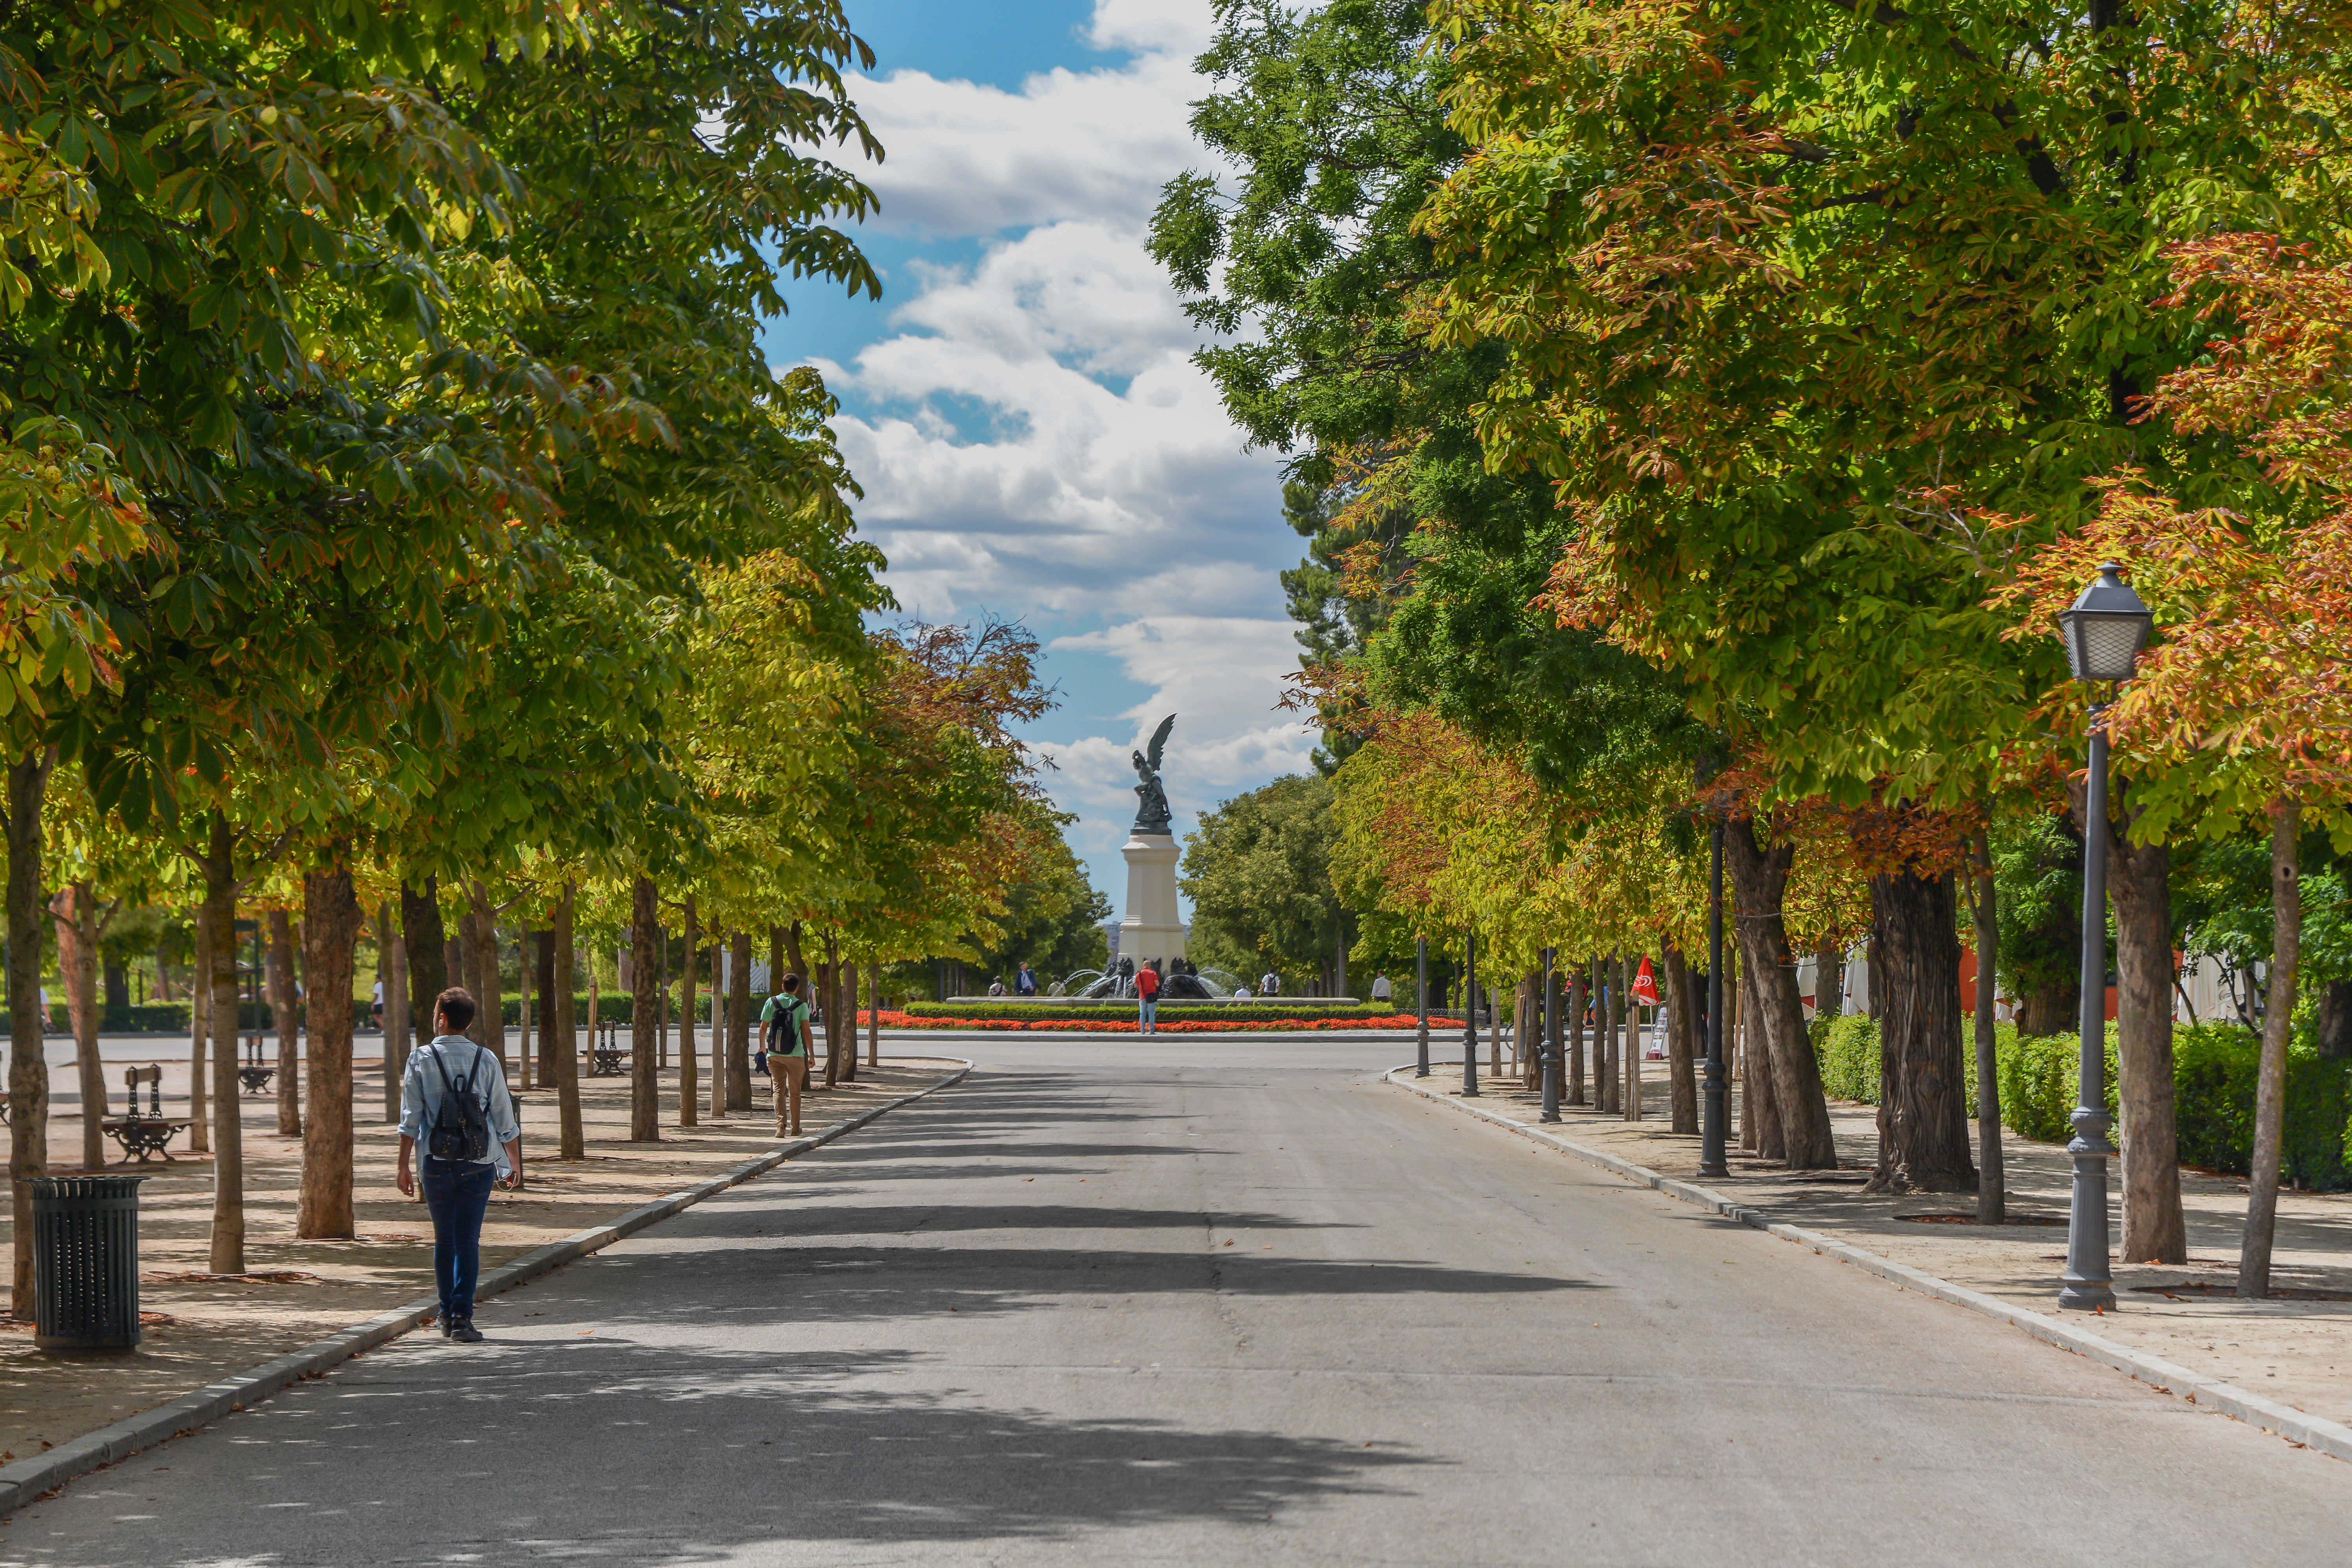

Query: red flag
[1632,955,1659,1005]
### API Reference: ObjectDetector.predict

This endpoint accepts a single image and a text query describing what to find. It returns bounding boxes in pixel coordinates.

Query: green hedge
[903,1000,1399,1024]
[1812,1014,2352,1191]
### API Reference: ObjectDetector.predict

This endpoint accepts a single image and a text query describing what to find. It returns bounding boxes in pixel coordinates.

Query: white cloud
[1036,617,1321,869]
[804,2,1318,895]
[822,222,1287,625]
[849,34,1211,237]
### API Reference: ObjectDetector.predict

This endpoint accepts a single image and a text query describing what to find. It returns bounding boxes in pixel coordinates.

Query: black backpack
[428,1043,494,1163]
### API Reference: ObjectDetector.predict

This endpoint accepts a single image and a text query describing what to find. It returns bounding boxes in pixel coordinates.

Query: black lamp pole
[1415,936,1430,1078]
[1462,929,1479,1097]
[2055,563,2153,1312]
[1699,820,1730,1178]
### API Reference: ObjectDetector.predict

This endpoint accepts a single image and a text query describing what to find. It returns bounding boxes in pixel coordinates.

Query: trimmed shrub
[2173,1025,2352,1190]
[903,1000,1400,1025]
[1817,1015,1880,1103]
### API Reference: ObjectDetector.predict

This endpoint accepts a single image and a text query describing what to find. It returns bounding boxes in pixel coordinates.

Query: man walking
[396,988,521,1344]
[1015,962,1038,996]
[1370,972,1392,1003]
[1136,958,1161,1035]
[762,973,813,1136]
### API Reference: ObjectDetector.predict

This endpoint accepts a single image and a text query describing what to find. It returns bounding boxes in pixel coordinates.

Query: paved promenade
[3,1038,2347,1565]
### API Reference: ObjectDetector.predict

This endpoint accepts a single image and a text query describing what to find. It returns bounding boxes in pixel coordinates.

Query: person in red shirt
[1136,960,1161,1035]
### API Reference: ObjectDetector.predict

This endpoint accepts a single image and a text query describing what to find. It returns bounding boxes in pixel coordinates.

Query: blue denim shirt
[399,1036,521,1178]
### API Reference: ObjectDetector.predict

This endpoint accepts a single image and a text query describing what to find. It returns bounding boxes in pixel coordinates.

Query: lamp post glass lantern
[2057,563,2153,1313]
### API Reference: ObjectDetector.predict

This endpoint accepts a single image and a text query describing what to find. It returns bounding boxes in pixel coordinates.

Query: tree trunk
[2109,819,2187,1265]
[1866,867,1976,1194]
[466,882,505,1076]
[867,955,880,1067]
[657,923,669,1071]
[7,749,53,1313]
[297,858,358,1239]
[52,884,105,1171]
[1972,834,2006,1226]
[551,885,584,1159]
[534,926,558,1088]
[2239,802,2302,1298]
[1815,941,1843,1024]
[838,954,860,1083]
[402,879,449,1060]
[201,814,245,1275]
[586,938,601,1077]
[1592,955,1617,1114]
[630,877,661,1140]
[443,936,464,999]
[1566,967,1586,1106]
[815,932,840,1087]
[2318,980,2352,1060]
[104,956,128,1013]
[380,901,407,1125]
[1743,960,1783,1160]
[728,932,752,1114]
[1664,944,1698,1135]
[517,931,533,1093]
[1723,817,1837,1167]
[190,905,210,1155]
[678,896,699,1128]
[1488,978,1502,1077]
[267,907,301,1136]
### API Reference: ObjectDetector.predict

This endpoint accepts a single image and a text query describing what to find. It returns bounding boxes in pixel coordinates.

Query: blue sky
[759,0,1317,929]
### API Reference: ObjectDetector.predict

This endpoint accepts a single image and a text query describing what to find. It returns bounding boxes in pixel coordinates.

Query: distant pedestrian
[762,974,813,1137]
[396,988,521,1345]
[370,978,385,1033]
[1136,959,1161,1034]
[987,976,1007,996]
[1015,963,1038,996]
[1260,970,1280,997]
[1370,973,1392,1003]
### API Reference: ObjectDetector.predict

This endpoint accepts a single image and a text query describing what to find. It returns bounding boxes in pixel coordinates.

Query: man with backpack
[395,987,521,1344]
[760,974,814,1137]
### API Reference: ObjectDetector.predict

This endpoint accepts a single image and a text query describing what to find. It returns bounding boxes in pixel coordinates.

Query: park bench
[102,1065,189,1163]
[593,1044,631,1075]
[238,1037,274,1094]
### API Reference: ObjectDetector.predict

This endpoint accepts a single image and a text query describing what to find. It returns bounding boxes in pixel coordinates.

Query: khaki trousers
[767,1053,807,1135]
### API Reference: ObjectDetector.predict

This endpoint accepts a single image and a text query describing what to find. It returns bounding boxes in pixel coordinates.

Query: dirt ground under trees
[0,1049,961,1464]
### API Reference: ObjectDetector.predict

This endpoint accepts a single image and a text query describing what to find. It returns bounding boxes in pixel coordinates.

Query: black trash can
[29,1174,146,1350]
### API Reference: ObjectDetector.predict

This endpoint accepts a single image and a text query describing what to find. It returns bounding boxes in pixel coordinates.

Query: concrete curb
[1387,1066,2352,1465]
[0,1058,975,1516]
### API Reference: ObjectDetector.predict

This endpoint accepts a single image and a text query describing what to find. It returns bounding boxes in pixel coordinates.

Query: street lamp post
[1700,820,1730,1178]
[1540,946,1561,1122]
[2056,563,2154,1313]
[1415,936,1430,1078]
[1462,929,1479,1098]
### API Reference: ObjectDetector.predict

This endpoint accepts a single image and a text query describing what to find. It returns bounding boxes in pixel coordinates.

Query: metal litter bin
[29,1174,146,1350]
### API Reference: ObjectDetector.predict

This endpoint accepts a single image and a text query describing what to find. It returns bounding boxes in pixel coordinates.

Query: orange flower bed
[858,1009,1466,1034]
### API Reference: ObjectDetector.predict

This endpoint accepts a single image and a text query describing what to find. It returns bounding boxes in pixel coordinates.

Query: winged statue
[1131,713,1175,832]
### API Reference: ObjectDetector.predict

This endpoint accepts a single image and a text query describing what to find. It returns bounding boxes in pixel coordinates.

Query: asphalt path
[4,1037,2347,1565]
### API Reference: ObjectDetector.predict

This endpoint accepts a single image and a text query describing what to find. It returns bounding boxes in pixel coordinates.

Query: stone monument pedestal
[1119,831,1186,970]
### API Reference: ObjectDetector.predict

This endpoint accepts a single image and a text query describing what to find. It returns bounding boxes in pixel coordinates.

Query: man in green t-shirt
[759,975,814,1137]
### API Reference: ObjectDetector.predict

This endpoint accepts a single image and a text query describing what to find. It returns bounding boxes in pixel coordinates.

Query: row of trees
[1,0,1074,1310]
[1155,0,2352,1294]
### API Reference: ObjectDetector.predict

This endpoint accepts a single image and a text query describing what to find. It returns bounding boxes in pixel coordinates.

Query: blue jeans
[1138,998,1156,1032]
[421,1157,495,1322]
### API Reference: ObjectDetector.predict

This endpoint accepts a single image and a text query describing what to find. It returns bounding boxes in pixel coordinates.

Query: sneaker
[448,1318,485,1343]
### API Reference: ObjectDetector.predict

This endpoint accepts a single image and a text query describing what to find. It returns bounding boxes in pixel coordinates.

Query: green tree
[1181,775,1353,992]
